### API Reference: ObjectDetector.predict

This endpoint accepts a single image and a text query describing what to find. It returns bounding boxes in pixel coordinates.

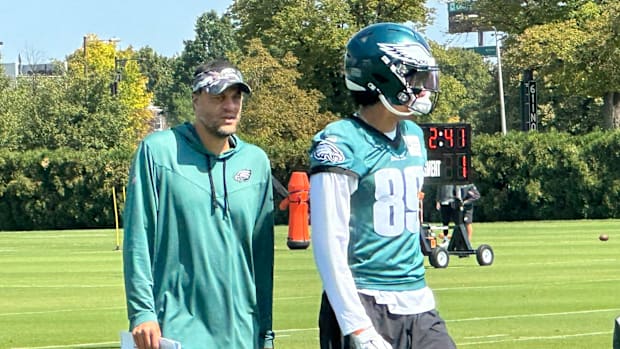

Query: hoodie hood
[172,121,243,160]
[172,122,244,215]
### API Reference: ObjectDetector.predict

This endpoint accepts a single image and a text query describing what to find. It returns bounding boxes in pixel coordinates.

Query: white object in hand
[120,331,182,349]
[351,327,392,349]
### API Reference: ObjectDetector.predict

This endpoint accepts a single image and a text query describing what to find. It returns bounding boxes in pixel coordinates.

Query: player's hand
[351,327,392,349]
[132,321,162,349]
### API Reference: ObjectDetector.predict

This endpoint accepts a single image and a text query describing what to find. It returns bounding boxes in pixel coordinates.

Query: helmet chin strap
[378,94,416,118]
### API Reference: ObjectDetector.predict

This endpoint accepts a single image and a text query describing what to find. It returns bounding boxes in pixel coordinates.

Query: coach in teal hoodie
[123,60,275,349]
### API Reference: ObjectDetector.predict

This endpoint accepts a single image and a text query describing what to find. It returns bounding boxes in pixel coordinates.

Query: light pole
[81,35,120,106]
[493,27,507,135]
[111,56,144,96]
[0,41,4,62]
[83,35,120,74]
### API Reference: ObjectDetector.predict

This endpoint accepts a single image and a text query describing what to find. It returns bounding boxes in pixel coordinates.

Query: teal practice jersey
[310,116,427,291]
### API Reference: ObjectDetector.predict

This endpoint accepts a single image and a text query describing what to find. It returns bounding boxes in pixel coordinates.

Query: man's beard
[199,117,237,138]
[209,126,237,138]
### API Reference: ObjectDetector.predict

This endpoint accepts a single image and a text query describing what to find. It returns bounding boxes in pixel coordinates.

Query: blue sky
[0,0,486,64]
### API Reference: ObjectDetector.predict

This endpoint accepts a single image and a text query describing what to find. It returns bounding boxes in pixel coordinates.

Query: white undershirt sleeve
[310,171,373,335]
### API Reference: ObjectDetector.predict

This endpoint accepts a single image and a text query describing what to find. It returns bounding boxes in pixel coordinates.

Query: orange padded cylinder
[279,171,310,249]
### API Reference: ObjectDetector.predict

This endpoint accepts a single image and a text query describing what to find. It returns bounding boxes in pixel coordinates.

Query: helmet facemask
[379,51,440,118]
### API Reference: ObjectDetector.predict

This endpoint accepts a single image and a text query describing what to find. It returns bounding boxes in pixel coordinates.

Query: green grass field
[0,220,618,348]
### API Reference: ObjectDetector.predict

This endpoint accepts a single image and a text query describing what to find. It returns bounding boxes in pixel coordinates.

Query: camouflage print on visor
[192,68,252,95]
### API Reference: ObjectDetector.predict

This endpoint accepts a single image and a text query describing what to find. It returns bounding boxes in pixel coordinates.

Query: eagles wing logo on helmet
[312,140,345,164]
[377,43,433,67]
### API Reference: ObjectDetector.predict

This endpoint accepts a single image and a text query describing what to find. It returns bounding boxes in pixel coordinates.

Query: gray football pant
[319,291,456,349]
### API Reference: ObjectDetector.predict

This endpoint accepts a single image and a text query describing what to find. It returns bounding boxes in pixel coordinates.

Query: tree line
[0,0,619,229]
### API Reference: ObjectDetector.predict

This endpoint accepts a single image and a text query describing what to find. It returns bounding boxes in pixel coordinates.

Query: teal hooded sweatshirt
[123,122,275,349]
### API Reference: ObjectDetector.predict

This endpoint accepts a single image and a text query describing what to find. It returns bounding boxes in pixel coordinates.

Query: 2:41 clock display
[419,123,472,184]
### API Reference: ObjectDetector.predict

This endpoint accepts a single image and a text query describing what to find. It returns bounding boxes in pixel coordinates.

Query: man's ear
[191,93,198,110]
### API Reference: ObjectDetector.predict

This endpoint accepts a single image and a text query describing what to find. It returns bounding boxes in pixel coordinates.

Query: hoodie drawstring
[206,157,217,211]
[222,160,229,213]
[206,157,229,216]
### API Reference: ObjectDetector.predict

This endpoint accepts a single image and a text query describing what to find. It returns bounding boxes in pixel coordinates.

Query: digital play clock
[420,123,472,184]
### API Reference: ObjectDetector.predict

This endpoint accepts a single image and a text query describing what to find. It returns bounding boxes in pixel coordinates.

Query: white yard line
[0,285,120,288]
[448,307,620,322]
[7,293,619,348]
[433,277,620,292]
[458,330,611,346]
[12,342,118,349]
[0,307,125,317]
[13,329,613,349]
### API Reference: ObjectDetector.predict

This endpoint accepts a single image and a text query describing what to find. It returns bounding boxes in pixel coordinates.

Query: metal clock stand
[420,199,494,268]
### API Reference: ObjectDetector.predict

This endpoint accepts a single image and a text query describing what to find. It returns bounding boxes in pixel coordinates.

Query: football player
[309,22,456,349]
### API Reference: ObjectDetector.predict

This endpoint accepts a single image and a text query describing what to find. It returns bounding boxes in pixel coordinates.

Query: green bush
[0,148,131,230]
[473,130,620,221]
[2,129,620,230]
